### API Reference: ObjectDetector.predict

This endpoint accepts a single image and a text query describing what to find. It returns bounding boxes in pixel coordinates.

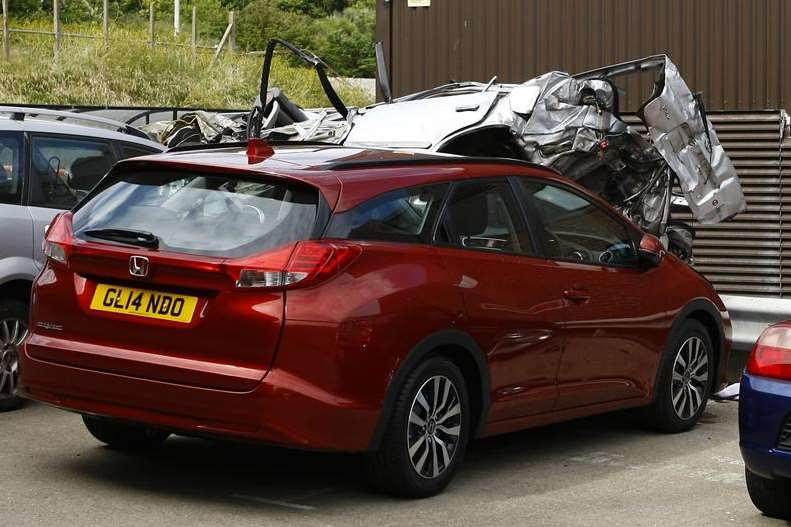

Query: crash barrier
[722,295,791,352]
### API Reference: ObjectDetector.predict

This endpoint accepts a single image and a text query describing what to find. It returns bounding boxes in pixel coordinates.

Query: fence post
[191,6,196,53]
[2,0,9,60]
[102,0,109,43]
[228,10,236,52]
[211,19,233,65]
[53,0,60,60]
[174,0,180,36]
[148,3,155,48]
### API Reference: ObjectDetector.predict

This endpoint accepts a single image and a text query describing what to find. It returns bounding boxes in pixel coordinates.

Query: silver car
[0,107,164,410]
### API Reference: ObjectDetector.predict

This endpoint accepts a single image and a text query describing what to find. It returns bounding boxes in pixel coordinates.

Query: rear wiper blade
[84,228,159,249]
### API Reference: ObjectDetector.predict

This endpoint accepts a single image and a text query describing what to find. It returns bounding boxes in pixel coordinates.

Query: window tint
[0,134,23,205]
[73,171,318,258]
[118,143,160,160]
[442,180,531,254]
[520,180,638,266]
[30,136,116,209]
[325,183,448,244]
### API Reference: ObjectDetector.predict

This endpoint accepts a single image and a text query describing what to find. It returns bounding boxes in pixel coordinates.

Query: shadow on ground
[50,403,736,512]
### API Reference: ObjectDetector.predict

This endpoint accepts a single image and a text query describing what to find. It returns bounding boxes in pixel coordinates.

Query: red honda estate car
[19,142,730,497]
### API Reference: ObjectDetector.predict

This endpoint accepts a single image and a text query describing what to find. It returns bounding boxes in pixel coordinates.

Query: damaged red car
[19,141,730,497]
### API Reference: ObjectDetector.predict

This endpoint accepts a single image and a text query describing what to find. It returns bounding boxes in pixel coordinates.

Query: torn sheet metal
[140,111,246,148]
[639,59,745,223]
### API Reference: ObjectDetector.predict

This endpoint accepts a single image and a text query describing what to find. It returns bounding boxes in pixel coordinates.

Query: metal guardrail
[722,295,791,352]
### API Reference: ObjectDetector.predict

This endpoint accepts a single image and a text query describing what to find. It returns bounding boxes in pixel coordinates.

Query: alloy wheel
[0,317,27,401]
[671,336,709,420]
[406,375,462,479]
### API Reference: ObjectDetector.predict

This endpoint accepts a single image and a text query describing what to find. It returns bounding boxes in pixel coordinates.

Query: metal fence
[0,1,238,61]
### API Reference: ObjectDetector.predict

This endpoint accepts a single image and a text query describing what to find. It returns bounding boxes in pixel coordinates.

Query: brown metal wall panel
[382,0,785,111]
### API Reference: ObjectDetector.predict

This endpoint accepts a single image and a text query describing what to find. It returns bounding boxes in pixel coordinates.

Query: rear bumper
[19,344,378,453]
[739,373,791,479]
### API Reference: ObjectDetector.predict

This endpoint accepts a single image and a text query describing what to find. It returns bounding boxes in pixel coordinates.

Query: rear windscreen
[72,171,318,257]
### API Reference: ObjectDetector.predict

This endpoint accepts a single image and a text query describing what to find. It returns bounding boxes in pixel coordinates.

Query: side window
[118,143,160,160]
[325,183,449,244]
[441,179,532,254]
[29,136,116,210]
[0,134,23,205]
[520,179,638,267]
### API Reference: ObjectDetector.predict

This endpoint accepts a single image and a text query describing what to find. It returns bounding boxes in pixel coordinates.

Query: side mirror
[638,233,666,267]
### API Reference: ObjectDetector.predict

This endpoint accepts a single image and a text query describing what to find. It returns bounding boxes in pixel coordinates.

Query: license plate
[90,284,198,324]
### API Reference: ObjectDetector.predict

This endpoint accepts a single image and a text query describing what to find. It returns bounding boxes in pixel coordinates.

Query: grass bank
[0,20,373,110]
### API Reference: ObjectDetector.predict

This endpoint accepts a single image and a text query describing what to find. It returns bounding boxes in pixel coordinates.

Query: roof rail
[0,105,151,140]
[324,155,552,172]
[166,139,339,153]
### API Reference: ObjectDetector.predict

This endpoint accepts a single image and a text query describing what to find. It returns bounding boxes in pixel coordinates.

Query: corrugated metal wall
[625,111,788,297]
[377,0,791,111]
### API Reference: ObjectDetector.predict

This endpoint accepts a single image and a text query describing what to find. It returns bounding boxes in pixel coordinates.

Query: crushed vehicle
[153,40,747,262]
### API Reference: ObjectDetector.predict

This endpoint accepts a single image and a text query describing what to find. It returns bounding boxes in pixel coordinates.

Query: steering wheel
[46,157,78,202]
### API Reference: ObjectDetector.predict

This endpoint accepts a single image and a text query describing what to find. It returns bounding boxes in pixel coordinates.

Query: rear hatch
[28,166,322,392]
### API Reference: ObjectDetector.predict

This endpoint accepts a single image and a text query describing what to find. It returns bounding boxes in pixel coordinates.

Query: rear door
[517,178,670,409]
[26,134,118,266]
[434,178,564,420]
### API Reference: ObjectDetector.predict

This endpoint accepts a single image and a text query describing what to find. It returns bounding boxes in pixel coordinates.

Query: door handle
[562,288,591,303]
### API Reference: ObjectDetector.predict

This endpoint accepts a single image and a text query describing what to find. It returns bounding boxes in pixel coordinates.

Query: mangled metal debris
[155,40,747,263]
[140,110,247,147]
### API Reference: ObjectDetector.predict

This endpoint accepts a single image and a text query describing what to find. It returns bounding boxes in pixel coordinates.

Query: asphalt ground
[0,355,784,527]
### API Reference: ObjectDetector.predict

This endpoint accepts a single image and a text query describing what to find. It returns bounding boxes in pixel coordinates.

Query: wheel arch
[664,298,726,393]
[368,329,491,451]
[0,278,33,305]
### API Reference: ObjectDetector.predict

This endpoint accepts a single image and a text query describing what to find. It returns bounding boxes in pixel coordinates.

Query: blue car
[740,322,791,519]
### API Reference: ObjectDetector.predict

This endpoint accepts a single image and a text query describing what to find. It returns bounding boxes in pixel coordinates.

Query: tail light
[747,324,791,380]
[232,241,361,290]
[43,212,74,264]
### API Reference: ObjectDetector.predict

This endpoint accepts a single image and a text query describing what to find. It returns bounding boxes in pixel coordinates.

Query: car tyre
[0,299,29,412]
[365,356,470,498]
[82,415,170,450]
[746,467,791,520]
[647,319,713,433]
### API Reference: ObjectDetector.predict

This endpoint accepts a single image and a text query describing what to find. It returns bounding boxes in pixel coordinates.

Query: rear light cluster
[40,210,359,291]
[234,241,361,290]
[747,324,791,381]
[43,212,74,264]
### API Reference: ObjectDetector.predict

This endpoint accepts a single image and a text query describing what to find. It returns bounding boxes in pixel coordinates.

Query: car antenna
[375,41,393,103]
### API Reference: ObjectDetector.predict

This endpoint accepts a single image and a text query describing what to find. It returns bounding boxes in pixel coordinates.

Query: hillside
[0,21,373,110]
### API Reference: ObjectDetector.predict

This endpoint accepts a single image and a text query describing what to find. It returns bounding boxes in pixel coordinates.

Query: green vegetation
[0,20,373,108]
[6,0,377,77]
